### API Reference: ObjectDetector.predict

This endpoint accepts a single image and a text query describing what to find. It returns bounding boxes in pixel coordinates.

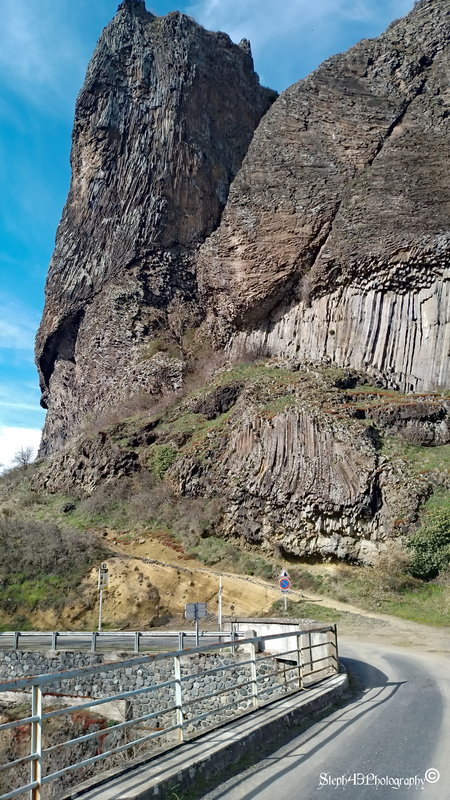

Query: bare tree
[12,446,34,471]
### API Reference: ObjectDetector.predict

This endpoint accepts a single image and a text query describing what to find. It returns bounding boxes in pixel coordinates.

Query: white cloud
[187,0,415,87]
[0,426,42,472]
[188,0,414,38]
[0,0,93,113]
[0,295,41,353]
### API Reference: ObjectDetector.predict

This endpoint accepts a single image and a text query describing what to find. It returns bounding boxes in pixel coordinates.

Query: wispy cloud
[0,294,40,353]
[187,0,415,87]
[0,378,45,431]
[188,0,414,39]
[0,0,100,114]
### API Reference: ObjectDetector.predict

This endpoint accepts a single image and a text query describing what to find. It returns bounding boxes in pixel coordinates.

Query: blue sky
[0,0,414,469]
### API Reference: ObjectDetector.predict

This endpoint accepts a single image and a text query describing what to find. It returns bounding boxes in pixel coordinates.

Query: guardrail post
[308,631,312,676]
[173,653,184,742]
[30,683,42,800]
[91,631,97,652]
[333,624,339,673]
[179,631,184,651]
[231,629,235,655]
[13,631,19,651]
[134,632,140,653]
[296,634,303,690]
[250,642,258,709]
[51,631,58,651]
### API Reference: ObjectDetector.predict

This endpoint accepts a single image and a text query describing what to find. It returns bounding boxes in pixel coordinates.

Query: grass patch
[142,337,180,360]
[0,517,108,614]
[382,437,450,476]
[268,598,341,623]
[311,559,450,627]
[190,537,276,580]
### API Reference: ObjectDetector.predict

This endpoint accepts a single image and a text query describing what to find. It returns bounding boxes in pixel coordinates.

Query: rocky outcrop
[35,0,274,455]
[175,397,428,564]
[33,0,450,564]
[199,0,450,392]
[33,365,433,563]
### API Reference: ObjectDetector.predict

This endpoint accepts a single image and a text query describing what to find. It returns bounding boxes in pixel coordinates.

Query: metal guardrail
[0,630,239,653]
[0,625,338,800]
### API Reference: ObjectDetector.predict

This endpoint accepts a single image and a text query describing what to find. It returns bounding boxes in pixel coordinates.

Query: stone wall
[0,648,297,735]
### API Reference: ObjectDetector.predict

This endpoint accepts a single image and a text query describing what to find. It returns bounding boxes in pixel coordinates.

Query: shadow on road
[201,657,407,799]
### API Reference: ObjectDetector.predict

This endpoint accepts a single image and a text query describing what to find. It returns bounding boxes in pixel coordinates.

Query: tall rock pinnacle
[35,2,275,455]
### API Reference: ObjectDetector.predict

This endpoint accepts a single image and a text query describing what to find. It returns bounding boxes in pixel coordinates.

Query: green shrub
[407,509,450,579]
[147,445,178,479]
[143,338,180,360]
[0,519,108,611]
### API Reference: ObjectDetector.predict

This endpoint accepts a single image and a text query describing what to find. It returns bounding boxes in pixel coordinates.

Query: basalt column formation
[199,0,450,393]
[35,0,274,455]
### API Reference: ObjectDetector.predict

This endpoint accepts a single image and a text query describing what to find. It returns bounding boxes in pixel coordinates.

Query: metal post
[308,631,312,676]
[13,631,19,651]
[297,634,303,690]
[195,615,199,648]
[250,642,258,709]
[231,629,235,655]
[174,654,184,742]
[284,593,287,612]
[179,631,184,651]
[333,624,339,673]
[218,577,222,631]
[51,631,58,651]
[134,632,140,653]
[98,587,103,631]
[91,631,97,652]
[30,684,42,800]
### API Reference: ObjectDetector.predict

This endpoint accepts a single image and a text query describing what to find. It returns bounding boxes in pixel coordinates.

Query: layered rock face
[34,0,450,563]
[200,0,450,392]
[35,0,274,455]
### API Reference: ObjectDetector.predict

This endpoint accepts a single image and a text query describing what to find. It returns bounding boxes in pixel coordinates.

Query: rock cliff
[199,0,450,392]
[35,0,274,455]
[34,0,450,563]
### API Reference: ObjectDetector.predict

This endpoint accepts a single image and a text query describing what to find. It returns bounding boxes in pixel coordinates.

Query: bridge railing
[0,625,338,800]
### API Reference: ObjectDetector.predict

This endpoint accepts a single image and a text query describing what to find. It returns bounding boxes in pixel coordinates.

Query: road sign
[279,568,290,580]
[185,602,207,619]
[185,602,207,647]
[98,563,108,632]
[279,577,290,592]
[98,564,109,589]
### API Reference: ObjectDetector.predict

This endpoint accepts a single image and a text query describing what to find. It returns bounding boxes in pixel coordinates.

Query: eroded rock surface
[33,0,450,564]
[35,0,274,455]
[200,0,450,391]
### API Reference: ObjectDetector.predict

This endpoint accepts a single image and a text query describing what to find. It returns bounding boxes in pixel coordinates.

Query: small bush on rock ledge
[407,508,450,580]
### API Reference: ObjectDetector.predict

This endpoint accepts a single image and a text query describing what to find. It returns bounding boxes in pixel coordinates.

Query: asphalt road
[199,640,450,799]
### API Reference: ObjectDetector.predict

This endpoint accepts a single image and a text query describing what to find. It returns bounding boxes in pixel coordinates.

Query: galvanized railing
[0,630,239,653]
[0,626,338,800]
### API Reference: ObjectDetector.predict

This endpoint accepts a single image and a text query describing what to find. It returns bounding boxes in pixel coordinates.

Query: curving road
[200,639,450,799]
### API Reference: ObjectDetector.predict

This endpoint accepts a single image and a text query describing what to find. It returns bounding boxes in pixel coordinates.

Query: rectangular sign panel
[98,569,109,589]
[185,602,207,619]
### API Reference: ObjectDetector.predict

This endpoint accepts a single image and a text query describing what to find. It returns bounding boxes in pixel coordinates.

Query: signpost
[218,578,222,631]
[279,569,290,612]
[185,602,207,646]
[98,563,108,631]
